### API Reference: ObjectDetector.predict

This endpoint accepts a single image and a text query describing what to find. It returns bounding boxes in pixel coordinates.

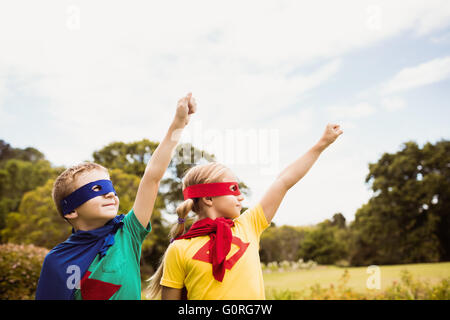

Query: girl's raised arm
[260,123,343,223]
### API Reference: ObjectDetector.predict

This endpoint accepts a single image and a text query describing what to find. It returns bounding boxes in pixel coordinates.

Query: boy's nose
[104,191,116,198]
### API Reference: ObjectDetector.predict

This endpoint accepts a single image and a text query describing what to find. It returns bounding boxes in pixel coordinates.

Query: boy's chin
[101,209,119,219]
[107,210,119,218]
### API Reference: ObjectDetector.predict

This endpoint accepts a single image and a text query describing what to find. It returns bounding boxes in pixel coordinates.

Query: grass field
[141,262,450,299]
[263,262,450,298]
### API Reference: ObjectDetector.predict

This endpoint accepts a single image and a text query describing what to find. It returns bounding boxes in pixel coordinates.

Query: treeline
[0,138,449,278]
[260,139,450,266]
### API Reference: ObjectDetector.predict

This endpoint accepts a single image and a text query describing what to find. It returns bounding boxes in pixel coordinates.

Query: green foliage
[93,139,159,177]
[261,213,350,266]
[0,159,62,239]
[260,225,308,263]
[267,288,302,300]
[0,142,62,243]
[109,168,141,214]
[1,179,72,248]
[330,213,347,229]
[140,212,170,279]
[383,269,450,300]
[140,191,171,279]
[298,221,349,265]
[0,140,45,164]
[0,243,49,300]
[350,140,450,265]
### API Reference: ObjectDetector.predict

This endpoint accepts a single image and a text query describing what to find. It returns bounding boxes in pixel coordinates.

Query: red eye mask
[183,182,241,200]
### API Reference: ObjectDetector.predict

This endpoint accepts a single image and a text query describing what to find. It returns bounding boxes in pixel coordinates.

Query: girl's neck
[197,208,220,220]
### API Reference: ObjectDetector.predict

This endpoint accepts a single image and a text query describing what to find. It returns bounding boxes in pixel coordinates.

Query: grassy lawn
[263,262,450,296]
[141,262,450,299]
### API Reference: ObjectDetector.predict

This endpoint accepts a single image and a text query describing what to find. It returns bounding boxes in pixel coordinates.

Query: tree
[0,159,62,241]
[0,140,45,164]
[109,168,140,214]
[260,225,309,263]
[93,139,158,177]
[297,220,349,265]
[330,213,346,229]
[1,179,71,248]
[349,139,450,265]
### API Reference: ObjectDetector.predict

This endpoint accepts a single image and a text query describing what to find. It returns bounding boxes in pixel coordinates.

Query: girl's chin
[228,212,241,220]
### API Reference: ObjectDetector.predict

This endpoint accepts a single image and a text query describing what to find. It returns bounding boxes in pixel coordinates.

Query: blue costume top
[35,214,125,300]
[36,179,123,300]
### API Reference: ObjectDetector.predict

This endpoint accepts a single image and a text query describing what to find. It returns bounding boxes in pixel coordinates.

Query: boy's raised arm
[132,93,197,228]
[260,123,343,224]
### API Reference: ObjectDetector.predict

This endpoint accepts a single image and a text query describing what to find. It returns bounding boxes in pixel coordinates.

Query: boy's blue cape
[35,214,125,300]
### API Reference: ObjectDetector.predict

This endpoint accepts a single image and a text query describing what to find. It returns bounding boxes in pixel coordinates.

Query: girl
[147,123,343,300]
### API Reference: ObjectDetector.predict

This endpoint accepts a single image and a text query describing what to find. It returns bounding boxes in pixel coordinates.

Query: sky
[1,0,449,227]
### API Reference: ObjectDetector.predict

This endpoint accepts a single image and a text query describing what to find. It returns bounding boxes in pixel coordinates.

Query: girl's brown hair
[146,162,234,299]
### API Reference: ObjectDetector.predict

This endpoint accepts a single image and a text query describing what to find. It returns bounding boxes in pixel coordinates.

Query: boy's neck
[71,217,112,232]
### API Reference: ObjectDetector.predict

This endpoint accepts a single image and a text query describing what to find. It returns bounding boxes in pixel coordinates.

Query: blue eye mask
[61,179,117,215]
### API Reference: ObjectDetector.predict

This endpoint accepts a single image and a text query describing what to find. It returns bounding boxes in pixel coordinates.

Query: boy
[35,93,197,300]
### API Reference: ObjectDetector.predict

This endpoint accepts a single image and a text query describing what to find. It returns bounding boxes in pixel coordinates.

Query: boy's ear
[64,211,78,220]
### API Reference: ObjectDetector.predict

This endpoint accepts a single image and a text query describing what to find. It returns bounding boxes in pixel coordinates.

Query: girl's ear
[200,197,213,207]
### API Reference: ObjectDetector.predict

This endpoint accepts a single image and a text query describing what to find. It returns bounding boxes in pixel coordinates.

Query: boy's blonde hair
[146,161,234,299]
[52,162,109,218]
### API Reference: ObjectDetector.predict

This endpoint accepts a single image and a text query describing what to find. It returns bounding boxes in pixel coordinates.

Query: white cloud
[326,102,376,119]
[0,77,5,115]
[413,1,450,36]
[381,96,406,112]
[430,32,450,43]
[382,56,450,94]
[1,0,450,226]
[0,1,448,135]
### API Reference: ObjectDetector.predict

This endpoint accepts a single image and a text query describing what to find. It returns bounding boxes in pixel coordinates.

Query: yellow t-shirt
[161,203,269,300]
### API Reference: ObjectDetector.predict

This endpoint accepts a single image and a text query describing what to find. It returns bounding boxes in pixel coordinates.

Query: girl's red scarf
[174,217,234,282]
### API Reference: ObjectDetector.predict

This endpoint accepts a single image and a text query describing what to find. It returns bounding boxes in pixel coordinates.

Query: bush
[383,270,450,300]
[0,243,48,299]
[267,288,302,300]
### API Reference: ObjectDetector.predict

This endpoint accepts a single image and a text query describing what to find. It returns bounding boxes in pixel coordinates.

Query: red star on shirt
[192,236,249,270]
[80,271,121,300]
